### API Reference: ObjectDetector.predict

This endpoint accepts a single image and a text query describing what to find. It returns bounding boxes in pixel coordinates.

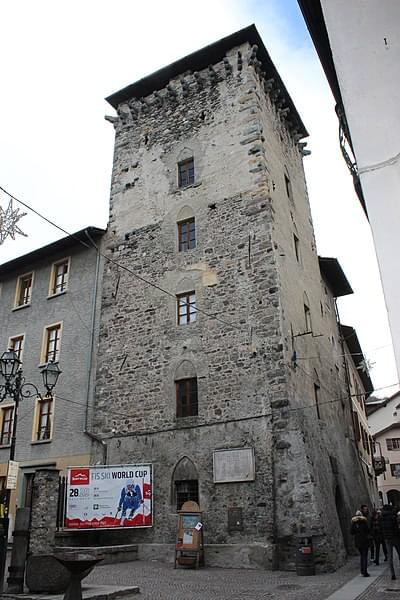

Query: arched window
[175,361,198,417]
[172,456,199,510]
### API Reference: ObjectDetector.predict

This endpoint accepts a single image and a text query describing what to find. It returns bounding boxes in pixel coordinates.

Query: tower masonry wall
[93,39,369,569]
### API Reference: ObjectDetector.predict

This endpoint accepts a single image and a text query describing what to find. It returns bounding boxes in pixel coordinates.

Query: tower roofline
[105,24,308,138]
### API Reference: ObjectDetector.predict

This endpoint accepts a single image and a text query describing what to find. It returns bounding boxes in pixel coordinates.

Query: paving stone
[85,557,361,600]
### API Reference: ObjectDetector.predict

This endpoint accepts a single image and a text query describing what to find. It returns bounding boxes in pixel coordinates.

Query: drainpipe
[82,230,107,464]
[84,430,108,465]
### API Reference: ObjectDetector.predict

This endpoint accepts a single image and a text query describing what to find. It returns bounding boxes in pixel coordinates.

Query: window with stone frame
[313,382,321,419]
[178,218,196,252]
[176,378,198,418]
[175,479,199,510]
[178,158,195,188]
[284,172,293,202]
[177,292,196,325]
[293,233,300,262]
[303,292,312,332]
[9,334,24,362]
[15,273,33,307]
[387,438,400,451]
[35,396,53,441]
[49,258,70,295]
[42,323,62,363]
[390,463,400,479]
[0,406,14,446]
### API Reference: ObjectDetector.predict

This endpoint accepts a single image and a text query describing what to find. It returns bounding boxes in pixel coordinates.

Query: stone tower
[94,25,370,569]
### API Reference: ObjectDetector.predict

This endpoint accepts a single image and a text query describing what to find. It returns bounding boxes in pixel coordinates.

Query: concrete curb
[325,563,386,600]
[0,584,140,600]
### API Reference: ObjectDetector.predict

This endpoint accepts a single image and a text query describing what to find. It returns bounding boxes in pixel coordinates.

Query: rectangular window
[0,406,14,446]
[175,480,199,510]
[178,158,194,188]
[42,323,62,363]
[284,173,293,201]
[15,273,33,307]
[36,397,53,441]
[178,219,196,252]
[176,378,198,418]
[9,335,24,361]
[314,383,321,419]
[387,438,400,451]
[293,234,300,262]
[50,258,69,295]
[177,292,196,325]
[304,304,312,332]
[390,463,400,478]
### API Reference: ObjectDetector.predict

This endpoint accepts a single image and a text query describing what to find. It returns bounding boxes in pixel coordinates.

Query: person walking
[360,504,374,562]
[351,509,371,577]
[371,508,388,565]
[381,504,400,580]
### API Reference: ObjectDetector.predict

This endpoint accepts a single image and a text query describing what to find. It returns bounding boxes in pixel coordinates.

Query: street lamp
[0,350,61,590]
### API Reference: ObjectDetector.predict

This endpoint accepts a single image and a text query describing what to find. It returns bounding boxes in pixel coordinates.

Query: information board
[65,464,152,529]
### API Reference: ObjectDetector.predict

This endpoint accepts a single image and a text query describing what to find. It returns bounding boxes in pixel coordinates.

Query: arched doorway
[387,489,400,508]
[335,485,350,553]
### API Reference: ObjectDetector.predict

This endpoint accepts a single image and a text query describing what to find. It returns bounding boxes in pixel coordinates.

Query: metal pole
[0,385,20,591]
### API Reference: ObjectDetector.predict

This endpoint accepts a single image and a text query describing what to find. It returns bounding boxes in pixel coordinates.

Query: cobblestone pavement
[85,557,362,600]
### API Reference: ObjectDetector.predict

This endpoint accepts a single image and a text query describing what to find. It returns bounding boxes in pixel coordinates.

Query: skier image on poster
[117,481,143,525]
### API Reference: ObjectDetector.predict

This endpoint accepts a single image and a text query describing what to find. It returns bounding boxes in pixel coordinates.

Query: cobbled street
[85,556,378,600]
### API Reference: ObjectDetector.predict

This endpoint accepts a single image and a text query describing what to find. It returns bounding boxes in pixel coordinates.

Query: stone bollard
[7,508,30,593]
[25,468,70,593]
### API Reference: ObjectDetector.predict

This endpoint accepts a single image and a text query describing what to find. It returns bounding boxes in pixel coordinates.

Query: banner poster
[65,464,152,529]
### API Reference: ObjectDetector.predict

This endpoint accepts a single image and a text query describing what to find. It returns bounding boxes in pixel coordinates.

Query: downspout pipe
[84,430,108,465]
[82,230,107,465]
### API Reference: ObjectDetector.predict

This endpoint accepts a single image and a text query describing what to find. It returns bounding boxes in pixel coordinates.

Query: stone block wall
[93,34,370,569]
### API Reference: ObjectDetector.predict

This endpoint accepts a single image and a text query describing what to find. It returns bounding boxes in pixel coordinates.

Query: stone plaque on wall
[213,447,255,483]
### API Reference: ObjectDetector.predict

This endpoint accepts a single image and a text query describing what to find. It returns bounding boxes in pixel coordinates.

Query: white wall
[320,0,400,380]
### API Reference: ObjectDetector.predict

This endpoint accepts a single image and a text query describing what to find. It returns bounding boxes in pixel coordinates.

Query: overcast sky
[1,0,397,397]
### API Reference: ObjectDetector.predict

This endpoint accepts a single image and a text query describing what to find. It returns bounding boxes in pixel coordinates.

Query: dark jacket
[381,505,400,541]
[350,514,370,549]
[371,512,384,543]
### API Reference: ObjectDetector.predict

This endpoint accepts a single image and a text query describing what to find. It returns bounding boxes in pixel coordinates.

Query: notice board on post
[65,464,152,529]
[175,501,204,568]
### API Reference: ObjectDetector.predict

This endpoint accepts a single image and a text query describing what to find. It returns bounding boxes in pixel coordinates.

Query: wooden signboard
[174,501,204,568]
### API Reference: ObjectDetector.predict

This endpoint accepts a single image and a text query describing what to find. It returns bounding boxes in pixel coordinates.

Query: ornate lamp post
[0,350,61,590]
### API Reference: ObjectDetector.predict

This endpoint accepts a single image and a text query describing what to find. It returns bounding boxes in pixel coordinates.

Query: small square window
[178,158,194,188]
[390,463,400,479]
[15,273,33,307]
[50,258,69,295]
[177,292,196,325]
[178,219,196,252]
[176,378,198,418]
[175,479,199,510]
[42,323,62,363]
[0,406,14,446]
